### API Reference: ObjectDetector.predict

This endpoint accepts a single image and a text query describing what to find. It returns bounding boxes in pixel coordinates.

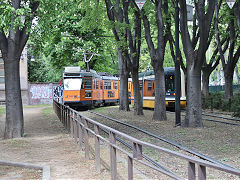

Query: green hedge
[203,91,240,117]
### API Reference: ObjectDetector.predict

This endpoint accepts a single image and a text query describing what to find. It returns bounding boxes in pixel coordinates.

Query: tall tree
[233,0,240,30]
[0,0,39,138]
[179,0,216,127]
[215,0,240,100]
[105,0,143,115]
[142,0,171,121]
[201,37,229,98]
[105,0,130,111]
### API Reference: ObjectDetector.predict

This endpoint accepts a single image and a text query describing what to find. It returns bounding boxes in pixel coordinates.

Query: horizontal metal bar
[53,100,240,177]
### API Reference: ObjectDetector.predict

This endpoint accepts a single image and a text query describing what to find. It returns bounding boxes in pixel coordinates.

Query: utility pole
[175,0,181,126]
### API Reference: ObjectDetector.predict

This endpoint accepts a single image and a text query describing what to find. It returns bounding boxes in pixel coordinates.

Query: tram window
[114,81,118,90]
[148,82,152,91]
[108,81,111,89]
[139,81,143,90]
[85,90,92,98]
[64,78,82,90]
[104,81,108,89]
[165,75,175,92]
[100,81,103,89]
[93,80,95,89]
[108,91,115,97]
[84,78,92,89]
[96,80,99,89]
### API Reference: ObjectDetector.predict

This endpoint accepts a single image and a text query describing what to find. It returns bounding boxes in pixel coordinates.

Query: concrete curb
[0,160,50,180]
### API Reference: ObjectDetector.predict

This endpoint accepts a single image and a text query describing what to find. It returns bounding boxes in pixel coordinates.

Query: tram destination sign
[135,0,146,10]
[226,0,236,9]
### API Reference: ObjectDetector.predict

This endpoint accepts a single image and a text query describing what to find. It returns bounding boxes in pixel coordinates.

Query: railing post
[65,108,68,129]
[109,131,117,180]
[94,125,101,173]
[128,156,133,180]
[73,112,77,144]
[133,142,142,160]
[68,108,71,131]
[198,165,206,180]
[188,162,196,180]
[83,118,89,160]
[62,106,64,126]
[78,115,83,151]
[64,107,67,128]
[70,110,73,137]
[65,106,69,131]
[60,104,63,123]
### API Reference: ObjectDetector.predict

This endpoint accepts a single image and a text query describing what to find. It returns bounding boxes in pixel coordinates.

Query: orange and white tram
[61,66,186,109]
[62,67,120,108]
[131,67,186,109]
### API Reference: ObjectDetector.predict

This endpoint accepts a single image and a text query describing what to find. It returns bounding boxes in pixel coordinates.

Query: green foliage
[28,54,62,82]
[203,92,240,117]
[29,0,119,81]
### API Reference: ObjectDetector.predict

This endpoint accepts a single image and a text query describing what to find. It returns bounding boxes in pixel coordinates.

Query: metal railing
[53,100,240,180]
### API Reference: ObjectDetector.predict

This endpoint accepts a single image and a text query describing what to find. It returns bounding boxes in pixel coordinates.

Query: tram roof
[138,67,175,78]
[63,69,101,78]
[102,76,119,80]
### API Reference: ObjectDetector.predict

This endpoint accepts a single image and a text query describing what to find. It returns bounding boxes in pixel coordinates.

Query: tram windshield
[165,75,175,92]
[64,78,82,90]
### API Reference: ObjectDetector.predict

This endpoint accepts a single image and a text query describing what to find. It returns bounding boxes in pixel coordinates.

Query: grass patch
[3,139,29,148]
[24,104,52,108]
[92,105,119,113]
[41,107,54,116]
[0,106,6,116]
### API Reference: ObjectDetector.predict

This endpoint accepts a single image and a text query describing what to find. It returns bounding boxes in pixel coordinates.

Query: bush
[203,91,240,117]
[233,106,240,117]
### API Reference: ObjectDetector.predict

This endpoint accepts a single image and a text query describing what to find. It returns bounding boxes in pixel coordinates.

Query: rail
[88,110,238,169]
[53,100,240,180]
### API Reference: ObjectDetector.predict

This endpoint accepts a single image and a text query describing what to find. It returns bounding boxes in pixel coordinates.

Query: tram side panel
[92,78,103,106]
[102,78,119,104]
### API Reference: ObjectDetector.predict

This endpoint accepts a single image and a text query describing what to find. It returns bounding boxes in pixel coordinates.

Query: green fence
[209,84,240,92]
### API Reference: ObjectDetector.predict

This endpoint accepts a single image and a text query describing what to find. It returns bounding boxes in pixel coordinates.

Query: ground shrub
[203,91,240,117]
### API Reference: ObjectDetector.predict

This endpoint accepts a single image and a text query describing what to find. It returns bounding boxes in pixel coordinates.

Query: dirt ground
[83,106,240,180]
[0,105,239,179]
[0,106,114,179]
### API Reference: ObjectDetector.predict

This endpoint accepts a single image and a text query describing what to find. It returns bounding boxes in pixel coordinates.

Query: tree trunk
[184,66,203,127]
[131,67,143,115]
[4,56,24,139]
[118,49,130,111]
[235,66,240,84]
[234,1,240,30]
[224,70,234,100]
[153,67,167,121]
[201,67,211,98]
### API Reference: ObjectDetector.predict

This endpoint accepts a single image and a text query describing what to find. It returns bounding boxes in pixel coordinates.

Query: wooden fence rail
[53,100,240,180]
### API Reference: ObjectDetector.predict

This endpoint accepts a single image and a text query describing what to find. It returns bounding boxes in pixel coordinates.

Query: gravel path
[0,106,111,179]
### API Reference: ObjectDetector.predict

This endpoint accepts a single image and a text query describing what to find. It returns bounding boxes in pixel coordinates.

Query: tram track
[172,110,240,126]
[99,128,181,179]
[88,110,239,172]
